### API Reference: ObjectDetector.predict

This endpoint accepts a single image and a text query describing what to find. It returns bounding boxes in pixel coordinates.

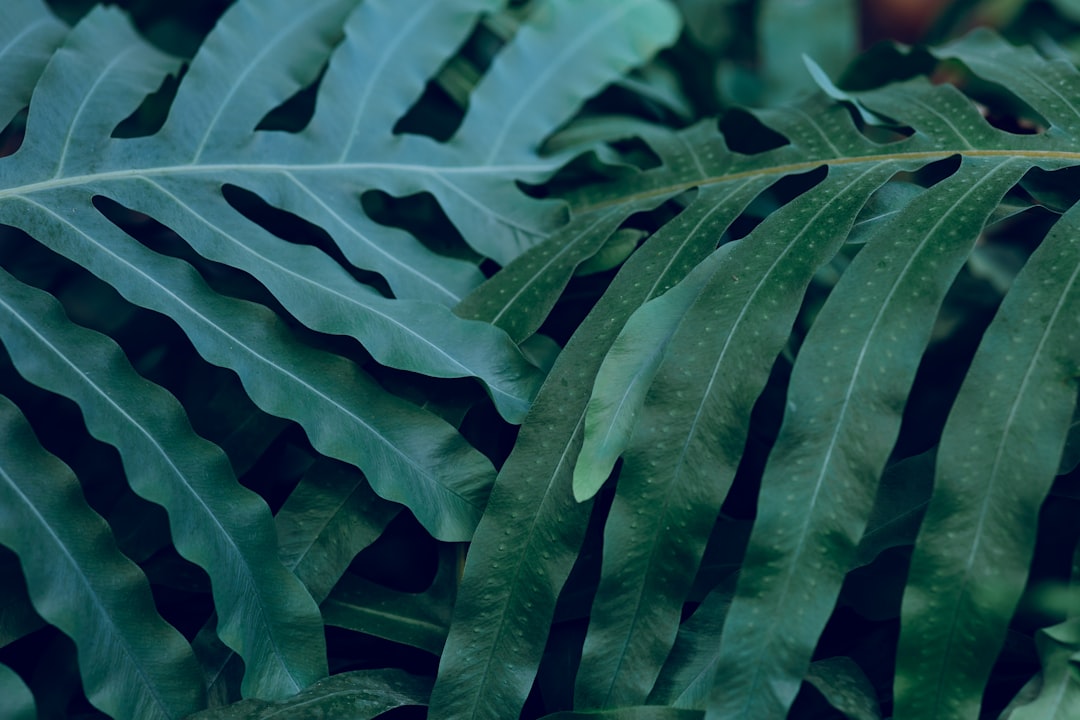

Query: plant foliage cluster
[3,0,1080,718]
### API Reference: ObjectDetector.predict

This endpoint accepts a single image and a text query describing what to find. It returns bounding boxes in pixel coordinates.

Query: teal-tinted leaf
[539,709,703,720]
[574,238,736,502]
[0,662,35,720]
[0,546,44,649]
[321,545,458,655]
[648,581,734,708]
[185,669,431,720]
[0,0,681,439]
[9,211,493,540]
[429,185,730,720]
[455,203,655,342]
[0,0,67,128]
[804,55,893,128]
[1004,617,1080,720]
[0,394,206,720]
[276,459,402,604]
[853,451,934,569]
[99,178,545,423]
[7,138,496,543]
[0,266,327,699]
[452,0,682,166]
[574,228,648,277]
[804,657,882,720]
[299,0,498,162]
[191,459,403,704]
[706,158,1025,720]
[577,160,901,711]
[894,201,1080,720]
[757,0,856,104]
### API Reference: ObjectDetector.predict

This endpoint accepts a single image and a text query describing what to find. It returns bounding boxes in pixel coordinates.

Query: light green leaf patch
[574,240,736,502]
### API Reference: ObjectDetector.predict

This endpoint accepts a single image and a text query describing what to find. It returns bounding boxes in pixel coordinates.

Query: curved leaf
[574,239,737,502]
[577,159,903,710]
[429,178,734,720]
[321,545,458,655]
[804,658,883,720]
[185,669,431,720]
[894,198,1080,720]
[0,265,326,699]
[1004,617,1080,720]
[276,459,402,604]
[0,662,35,720]
[705,158,1026,720]
[0,0,66,128]
[0,394,206,720]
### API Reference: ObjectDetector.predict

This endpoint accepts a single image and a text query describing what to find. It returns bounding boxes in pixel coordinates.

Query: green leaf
[193,459,403,703]
[0,662,35,720]
[853,451,935,569]
[648,581,734,708]
[0,394,206,720]
[804,657,882,720]
[706,158,1025,720]
[0,265,328,699]
[321,544,458,655]
[455,204,645,342]
[1003,617,1080,720]
[894,200,1080,720]
[0,546,44,649]
[577,159,903,711]
[429,177,730,720]
[573,239,738,502]
[184,669,431,720]
[0,0,67,128]
[276,459,402,604]
[575,228,649,277]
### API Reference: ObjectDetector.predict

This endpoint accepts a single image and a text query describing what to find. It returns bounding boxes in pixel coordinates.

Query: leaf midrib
[0,463,173,719]
[0,159,562,199]
[577,147,1080,214]
[0,286,303,693]
[19,195,483,514]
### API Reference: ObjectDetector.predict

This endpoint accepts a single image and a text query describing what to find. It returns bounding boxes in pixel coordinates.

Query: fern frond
[0,395,205,720]
[441,26,1080,720]
[0,266,326,698]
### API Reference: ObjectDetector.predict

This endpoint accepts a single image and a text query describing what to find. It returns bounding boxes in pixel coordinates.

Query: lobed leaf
[0,0,67,128]
[0,265,327,699]
[0,394,206,720]
[429,174,733,720]
[706,157,1026,719]
[577,159,905,710]
[894,198,1080,720]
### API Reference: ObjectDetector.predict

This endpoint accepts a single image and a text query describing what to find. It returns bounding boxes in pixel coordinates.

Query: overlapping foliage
[2,0,1080,718]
